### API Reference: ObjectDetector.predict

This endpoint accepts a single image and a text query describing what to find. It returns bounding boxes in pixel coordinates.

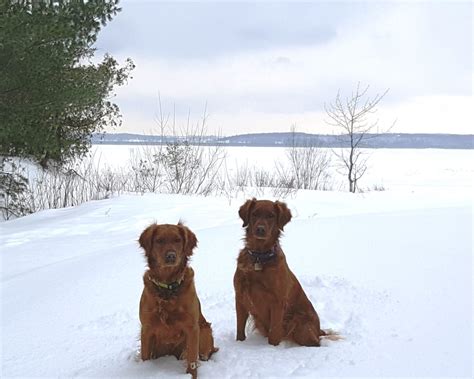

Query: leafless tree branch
[324,84,395,192]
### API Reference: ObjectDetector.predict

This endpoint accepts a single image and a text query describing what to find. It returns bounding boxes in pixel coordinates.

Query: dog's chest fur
[152,296,188,326]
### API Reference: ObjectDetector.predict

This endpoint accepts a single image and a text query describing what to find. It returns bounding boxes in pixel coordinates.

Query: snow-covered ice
[1,150,473,378]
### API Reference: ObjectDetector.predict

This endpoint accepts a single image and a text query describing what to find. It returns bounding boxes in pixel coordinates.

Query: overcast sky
[95,0,472,136]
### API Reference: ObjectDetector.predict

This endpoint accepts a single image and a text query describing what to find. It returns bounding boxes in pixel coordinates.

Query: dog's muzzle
[255,225,266,237]
[165,251,177,264]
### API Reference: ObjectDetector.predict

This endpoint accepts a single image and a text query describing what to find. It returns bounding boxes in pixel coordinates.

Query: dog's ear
[239,198,256,227]
[178,223,198,256]
[139,224,158,268]
[139,224,157,254]
[275,201,292,230]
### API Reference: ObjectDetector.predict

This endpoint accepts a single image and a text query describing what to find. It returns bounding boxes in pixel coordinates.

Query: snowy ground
[1,150,473,378]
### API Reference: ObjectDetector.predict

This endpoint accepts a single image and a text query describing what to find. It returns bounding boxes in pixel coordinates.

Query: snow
[1,149,473,378]
[90,145,474,190]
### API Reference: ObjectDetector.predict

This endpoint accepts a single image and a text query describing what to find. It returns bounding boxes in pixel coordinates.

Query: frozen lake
[90,144,474,192]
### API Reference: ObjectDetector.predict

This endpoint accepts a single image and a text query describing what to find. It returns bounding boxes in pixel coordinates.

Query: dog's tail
[320,328,344,341]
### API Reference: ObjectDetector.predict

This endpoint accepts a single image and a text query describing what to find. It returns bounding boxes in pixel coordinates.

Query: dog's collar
[148,273,185,297]
[247,245,278,268]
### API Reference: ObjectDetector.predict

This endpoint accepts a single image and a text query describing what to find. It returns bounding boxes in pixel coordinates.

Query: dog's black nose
[256,225,266,236]
[165,251,177,263]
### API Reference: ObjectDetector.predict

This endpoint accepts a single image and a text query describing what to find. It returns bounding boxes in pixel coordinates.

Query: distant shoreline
[92,132,473,150]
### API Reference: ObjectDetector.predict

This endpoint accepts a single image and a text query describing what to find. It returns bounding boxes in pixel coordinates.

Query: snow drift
[1,188,472,377]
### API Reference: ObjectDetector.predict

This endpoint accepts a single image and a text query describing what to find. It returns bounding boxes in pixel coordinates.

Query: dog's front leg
[235,297,249,341]
[185,325,199,378]
[268,303,284,346]
[140,326,155,360]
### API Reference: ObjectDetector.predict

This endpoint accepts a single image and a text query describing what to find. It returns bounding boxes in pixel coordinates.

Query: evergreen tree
[0,0,134,166]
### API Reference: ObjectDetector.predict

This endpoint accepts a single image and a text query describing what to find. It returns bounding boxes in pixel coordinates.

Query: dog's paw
[186,361,198,378]
[268,336,282,346]
[199,347,219,361]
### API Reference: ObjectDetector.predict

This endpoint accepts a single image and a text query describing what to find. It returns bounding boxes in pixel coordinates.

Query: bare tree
[324,83,394,193]
[130,97,227,196]
[283,126,332,191]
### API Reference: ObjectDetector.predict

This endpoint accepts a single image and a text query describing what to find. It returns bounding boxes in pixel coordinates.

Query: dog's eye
[266,214,275,219]
[174,238,181,243]
[155,238,165,244]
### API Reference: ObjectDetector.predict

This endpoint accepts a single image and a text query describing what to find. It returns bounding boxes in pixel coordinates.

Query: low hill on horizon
[92,132,473,149]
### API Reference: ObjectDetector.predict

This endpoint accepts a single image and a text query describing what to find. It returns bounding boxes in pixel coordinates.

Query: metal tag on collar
[254,262,263,271]
[169,281,180,291]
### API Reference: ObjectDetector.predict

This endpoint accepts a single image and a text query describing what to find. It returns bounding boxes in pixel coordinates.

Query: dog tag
[254,262,263,271]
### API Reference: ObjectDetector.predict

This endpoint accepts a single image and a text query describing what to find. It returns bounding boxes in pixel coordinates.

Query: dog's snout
[256,225,266,236]
[165,251,177,263]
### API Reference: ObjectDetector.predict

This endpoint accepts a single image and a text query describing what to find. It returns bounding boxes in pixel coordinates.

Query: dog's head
[138,222,197,270]
[239,198,292,244]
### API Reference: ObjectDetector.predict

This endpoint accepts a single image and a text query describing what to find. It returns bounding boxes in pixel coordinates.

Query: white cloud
[378,95,473,135]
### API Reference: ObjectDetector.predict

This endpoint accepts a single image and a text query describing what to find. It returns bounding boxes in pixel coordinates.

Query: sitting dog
[234,198,330,346]
[138,222,218,378]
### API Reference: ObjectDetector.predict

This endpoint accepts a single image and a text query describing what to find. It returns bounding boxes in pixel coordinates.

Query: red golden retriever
[234,198,332,346]
[138,222,218,378]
